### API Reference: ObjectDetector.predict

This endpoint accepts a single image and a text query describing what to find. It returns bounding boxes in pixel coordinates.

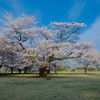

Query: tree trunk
[84,68,87,74]
[96,66,98,71]
[84,65,88,74]
[46,69,50,74]
[0,68,1,74]
[39,67,46,77]
[55,68,57,74]
[0,64,2,74]
[24,67,27,74]
[18,69,21,74]
[11,68,13,74]
[46,66,50,74]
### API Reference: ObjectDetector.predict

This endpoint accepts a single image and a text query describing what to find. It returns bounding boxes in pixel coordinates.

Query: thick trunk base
[18,69,21,74]
[11,68,13,74]
[46,70,50,74]
[24,68,27,74]
[39,67,46,77]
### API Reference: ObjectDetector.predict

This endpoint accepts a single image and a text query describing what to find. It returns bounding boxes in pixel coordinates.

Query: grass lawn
[0,72,100,100]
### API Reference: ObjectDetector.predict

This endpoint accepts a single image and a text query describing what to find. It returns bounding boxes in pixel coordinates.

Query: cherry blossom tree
[92,55,100,71]
[23,24,93,76]
[0,12,99,77]
[0,34,31,74]
[0,35,11,73]
[76,48,100,74]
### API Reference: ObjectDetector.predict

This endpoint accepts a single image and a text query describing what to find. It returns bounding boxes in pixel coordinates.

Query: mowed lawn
[0,72,100,100]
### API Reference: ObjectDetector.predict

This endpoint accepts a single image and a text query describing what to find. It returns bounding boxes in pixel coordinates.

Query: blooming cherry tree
[0,12,99,77]
[76,48,100,74]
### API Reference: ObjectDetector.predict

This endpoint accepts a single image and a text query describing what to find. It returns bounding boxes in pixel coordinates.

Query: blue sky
[0,0,100,50]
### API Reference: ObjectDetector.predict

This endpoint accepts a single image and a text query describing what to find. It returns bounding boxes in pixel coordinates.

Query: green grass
[1,70,100,74]
[0,71,100,78]
[0,73,100,100]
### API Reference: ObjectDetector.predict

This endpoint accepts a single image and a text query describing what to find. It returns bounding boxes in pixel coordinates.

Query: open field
[0,72,100,100]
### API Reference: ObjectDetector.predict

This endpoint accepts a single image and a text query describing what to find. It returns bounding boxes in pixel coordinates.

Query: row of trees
[0,12,100,76]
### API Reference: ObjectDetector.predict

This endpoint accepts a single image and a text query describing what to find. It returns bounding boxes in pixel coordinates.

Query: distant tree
[77,49,100,74]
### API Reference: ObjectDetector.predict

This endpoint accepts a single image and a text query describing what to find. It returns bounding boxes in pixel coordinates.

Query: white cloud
[68,1,85,20]
[82,17,100,50]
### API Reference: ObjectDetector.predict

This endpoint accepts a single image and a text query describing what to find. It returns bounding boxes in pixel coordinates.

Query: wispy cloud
[34,9,43,23]
[1,0,23,15]
[82,17,100,50]
[96,0,100,3]
[68,0,85,20]
[0,0,24,27]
